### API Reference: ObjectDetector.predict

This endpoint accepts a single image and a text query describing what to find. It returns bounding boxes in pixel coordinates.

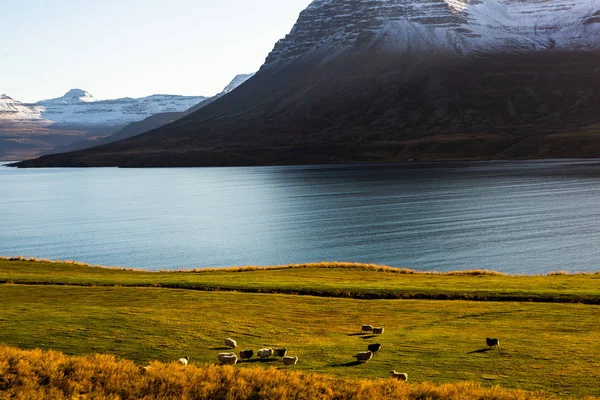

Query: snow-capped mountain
[33,90,207,126]
[0,90,207,161]
[265,0,600,65]
[0,94,44,121]
[1,90,207,127]
[38,89,97,105]
[221,73,255,94]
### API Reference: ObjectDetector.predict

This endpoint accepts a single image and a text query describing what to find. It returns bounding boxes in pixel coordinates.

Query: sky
[0,0,313,103]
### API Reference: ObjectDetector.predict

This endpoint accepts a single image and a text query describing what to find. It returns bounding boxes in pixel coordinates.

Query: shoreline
[2,256,599,276]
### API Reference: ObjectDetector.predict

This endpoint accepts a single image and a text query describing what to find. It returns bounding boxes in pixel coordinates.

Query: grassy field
[1,258,599,303]
[0,258,598,398]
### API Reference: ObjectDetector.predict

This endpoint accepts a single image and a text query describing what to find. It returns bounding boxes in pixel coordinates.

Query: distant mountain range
[14,0,600,167]
[48,74,255,155]
[1,89,207,127]
[0,89,207,160]
[1,73,254,161]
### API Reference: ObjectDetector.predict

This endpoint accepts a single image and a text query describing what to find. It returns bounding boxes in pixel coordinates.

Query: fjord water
[2,160,600,274]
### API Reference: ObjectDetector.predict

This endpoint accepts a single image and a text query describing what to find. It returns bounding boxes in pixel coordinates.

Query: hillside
[13,0,600,168]
[0,258,598,398]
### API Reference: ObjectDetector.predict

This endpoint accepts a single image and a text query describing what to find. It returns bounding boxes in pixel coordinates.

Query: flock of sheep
[355,324,408,381]
[171,327,500,383]
[188,338,301,367]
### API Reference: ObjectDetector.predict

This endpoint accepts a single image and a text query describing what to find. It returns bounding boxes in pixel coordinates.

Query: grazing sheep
[220,354,238,365]
[257,348,274,359]
[177,356,189,366]
[486,338,500,347]
[282,356,299,366]
[373,327,384,335]
[355,351,373,362]
[218,352,236,362]
[239,350,254,360]
[390,371,408,381]
[367,343,382,353]
[275,348,288,357]
[361,325,374,333]
[225,338,237,349]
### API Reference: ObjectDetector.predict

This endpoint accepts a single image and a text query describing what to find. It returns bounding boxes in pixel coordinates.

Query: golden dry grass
[0,346,575,400]
[5,256,599,276]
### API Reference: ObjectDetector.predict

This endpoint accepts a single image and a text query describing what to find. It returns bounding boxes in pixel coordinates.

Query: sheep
[355,351,373,362]
[373,327,384,335]
[220,354,238,365]
[361,325,374,333]
[218,352,236,362]
[367,343,382,353]
[225,338,237,349]
[275,348,288,357]
[177,356,189,366]
[257,348,274,359]
[390,371,408,381]
[486,338,500,347]
[282,356,299,366]
[239,350,254,360]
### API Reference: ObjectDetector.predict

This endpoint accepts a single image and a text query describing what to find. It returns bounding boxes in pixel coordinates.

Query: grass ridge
[2,258,599,305]
[1,280,599,305]
[3,256,599,276]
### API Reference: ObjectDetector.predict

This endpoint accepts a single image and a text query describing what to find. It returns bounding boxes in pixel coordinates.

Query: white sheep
[390,371,408,381]
[220,354,238,365]
[177,356,189,366]
[218,352,236,362]
[257,348,274,359]
[355,351,373,362]
[225,338,237,348]
[282,356,298,366]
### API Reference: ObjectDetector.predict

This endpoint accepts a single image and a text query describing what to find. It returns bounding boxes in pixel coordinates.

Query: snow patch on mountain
[265,0,600,65]
[0,90,208,127]
[33,90,207,126]
[0,95,45,121]
[222,73,255,94]
[38,89,96,105]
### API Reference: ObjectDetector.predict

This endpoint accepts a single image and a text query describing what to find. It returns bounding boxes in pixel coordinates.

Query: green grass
[1,285,599,397]
[0,259,599,398]
[1,258,599,304]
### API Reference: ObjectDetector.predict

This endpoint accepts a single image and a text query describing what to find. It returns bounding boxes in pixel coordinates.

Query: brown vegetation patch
[0,346,567,400]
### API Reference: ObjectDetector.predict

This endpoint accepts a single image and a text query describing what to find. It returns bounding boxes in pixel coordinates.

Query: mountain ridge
[44,73,255,155]
[0,90,208,160]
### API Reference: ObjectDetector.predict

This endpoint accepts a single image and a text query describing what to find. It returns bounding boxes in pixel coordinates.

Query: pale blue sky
[1,0,312,103]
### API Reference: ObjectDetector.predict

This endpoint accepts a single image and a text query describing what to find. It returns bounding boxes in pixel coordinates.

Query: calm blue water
[2,160,600,273]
